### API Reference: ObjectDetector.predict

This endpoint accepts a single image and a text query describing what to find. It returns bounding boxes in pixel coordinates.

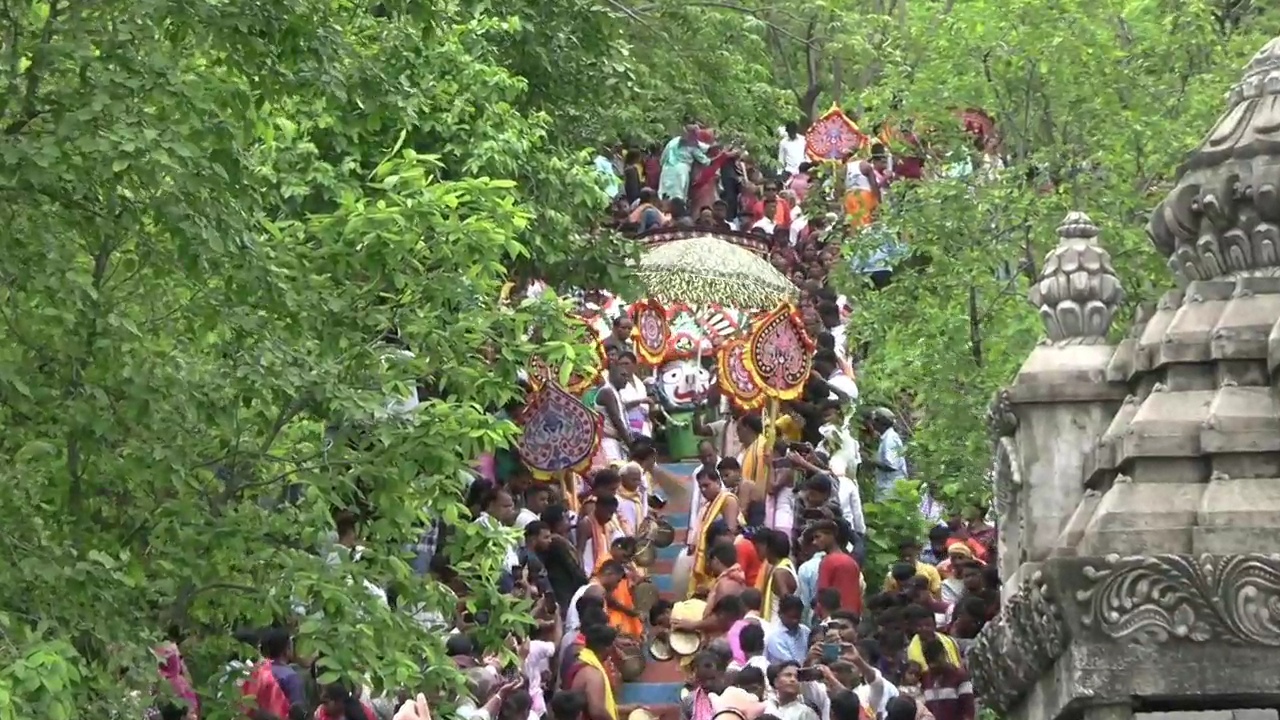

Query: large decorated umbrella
[638,235,800,309]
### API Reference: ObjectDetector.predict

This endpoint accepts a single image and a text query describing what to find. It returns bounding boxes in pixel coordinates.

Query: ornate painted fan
[516,381,603,478]
[630,298,671,366]
[716,336,765,411]
[805,106,867,163]
[743,302,814,403]
[529,315,606,395]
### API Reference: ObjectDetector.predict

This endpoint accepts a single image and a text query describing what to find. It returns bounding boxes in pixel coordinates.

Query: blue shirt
[765,623,811,665]
[593,155,621,199]
[797,552,826,623]
[270,661,307,708]
[874,428,908,497]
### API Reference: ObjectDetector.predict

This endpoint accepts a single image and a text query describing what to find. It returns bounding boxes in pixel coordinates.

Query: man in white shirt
[778,122,808,176]
[815,350,858,404]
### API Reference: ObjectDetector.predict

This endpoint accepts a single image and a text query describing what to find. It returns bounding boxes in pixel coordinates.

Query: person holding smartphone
[764,663,820,720]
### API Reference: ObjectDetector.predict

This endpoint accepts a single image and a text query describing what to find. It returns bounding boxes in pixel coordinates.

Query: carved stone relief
[969,570,1068,715]
[1077,554,1280,646]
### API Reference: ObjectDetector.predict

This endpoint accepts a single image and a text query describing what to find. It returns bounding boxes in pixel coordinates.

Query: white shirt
[778,135,808,175]
[479,512,520,572]
[752,217,777,235]
[826,371,859,403]
[515,507,540,529]
[837,474,866,535]
[807,669,899,720]
[766,697,819,720]
[831,325,849,362]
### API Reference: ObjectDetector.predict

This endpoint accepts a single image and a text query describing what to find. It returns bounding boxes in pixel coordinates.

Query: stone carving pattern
[986,390,1025,570]
[969,570,1067,715]
[1147,37,1280,282]
[1028,212,1125,344]
[1077,554,1280,646]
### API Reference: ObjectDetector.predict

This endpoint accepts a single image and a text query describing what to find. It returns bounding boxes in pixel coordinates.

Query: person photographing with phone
[764,663,820,720]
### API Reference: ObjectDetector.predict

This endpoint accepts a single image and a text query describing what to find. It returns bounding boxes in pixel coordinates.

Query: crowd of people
[135,117,1006,720]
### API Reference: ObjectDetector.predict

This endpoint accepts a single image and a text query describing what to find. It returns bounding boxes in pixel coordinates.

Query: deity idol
[654,359,712,413]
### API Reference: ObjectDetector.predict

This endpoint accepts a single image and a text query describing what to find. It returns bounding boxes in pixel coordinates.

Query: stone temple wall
[968,35,1280,720]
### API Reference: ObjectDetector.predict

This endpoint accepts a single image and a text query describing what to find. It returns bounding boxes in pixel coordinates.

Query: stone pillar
[1002,213,1127,589]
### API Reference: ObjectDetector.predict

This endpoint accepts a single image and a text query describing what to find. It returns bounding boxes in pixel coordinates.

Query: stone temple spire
[1147,35,1280,281]
[1027,212,1125,343]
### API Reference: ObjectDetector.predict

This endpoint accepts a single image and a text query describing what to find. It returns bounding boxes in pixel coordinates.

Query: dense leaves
[831,1,1273,511]
[0,0,639,716]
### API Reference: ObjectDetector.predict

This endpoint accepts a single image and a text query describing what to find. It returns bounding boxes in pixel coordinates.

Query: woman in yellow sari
[687,465,740,598]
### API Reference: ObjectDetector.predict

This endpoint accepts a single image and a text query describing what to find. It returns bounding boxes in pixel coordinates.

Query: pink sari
[156,643,198,717]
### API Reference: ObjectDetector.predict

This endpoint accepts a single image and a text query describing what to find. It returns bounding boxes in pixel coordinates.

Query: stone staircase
[619,461,697,719]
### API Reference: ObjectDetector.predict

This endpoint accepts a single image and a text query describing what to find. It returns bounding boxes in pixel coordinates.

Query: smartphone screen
[821,643,840,663]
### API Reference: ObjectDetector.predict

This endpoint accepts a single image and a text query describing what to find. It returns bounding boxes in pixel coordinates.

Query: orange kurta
[593,564,644,637]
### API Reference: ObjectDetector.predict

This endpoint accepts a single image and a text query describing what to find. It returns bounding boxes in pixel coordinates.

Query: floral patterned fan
[716,337,765,411]
[806,105,867,162]
[743,302,814,401]
[630,298,670,366]
[516,381,603,478]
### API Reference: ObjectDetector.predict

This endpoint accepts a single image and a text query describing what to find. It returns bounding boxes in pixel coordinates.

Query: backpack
[241,660,291,719]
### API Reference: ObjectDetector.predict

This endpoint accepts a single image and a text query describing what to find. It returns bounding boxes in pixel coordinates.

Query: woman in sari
[688,144,735,218]
[687,466,740,598]
[659,126,712,202]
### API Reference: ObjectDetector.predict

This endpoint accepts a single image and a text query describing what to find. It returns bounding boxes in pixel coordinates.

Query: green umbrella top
[637,235,800,309]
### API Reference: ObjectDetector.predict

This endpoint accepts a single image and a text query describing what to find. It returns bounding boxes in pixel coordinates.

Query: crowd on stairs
[135,117,1006,720]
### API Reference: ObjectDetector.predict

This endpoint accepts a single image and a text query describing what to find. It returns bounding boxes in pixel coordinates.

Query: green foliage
[0,0,649,716]
[827,2,1273,511]
[860,481,930,585]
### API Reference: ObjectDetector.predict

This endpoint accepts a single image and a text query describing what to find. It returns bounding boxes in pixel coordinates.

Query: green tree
[0,0,639,716]
[834,1,1273,511]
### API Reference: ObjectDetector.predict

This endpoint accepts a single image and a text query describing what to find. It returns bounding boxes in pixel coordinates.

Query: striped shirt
[921,667,975,720]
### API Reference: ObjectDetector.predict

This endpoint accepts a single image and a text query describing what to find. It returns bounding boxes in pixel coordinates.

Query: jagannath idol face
[655,359,710,411]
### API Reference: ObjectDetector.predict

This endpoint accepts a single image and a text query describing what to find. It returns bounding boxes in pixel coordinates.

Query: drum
[618,635,647,681]
[649,633,673,662]
[632,578,659,614]
[633,542,656,568]
[629,709,657,720]
[647,516,676,548]
[670,599,706,656]
[671,548,694,600]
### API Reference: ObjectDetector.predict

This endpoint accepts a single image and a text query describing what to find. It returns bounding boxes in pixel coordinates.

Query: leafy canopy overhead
[0,0,736,714]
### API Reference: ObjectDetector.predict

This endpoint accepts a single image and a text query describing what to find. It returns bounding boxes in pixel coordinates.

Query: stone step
[619,461,699,709]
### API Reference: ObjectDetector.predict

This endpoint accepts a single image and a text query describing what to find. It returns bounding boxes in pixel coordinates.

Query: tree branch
[3,0,61,135]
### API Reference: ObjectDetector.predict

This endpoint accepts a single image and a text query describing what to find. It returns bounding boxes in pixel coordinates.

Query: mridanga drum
[633,541,656,568]
[648,633,673,661]
[617,635,647,681]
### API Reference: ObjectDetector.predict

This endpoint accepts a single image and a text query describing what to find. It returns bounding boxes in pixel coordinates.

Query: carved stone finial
[1028,212,1125,343]
[1148,36,1280,282]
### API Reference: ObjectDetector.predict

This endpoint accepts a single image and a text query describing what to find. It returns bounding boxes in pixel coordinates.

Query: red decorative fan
[743,302,814,401]
[716,337,765,411]
[630,298,670,366]
[806,106,867,162]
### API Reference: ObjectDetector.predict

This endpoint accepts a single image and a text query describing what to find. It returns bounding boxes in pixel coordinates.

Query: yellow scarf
[578,647,617,720]
[689,491,730,598]
[760,558,793,621]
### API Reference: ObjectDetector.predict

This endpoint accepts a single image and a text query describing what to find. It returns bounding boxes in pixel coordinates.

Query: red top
[735,536,763,587]
[817,552,863,614]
